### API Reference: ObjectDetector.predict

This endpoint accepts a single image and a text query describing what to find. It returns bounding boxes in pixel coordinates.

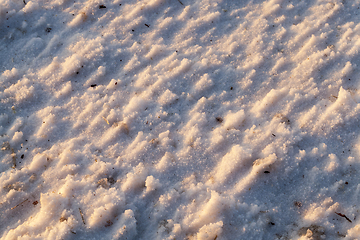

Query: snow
[1,0,360,239]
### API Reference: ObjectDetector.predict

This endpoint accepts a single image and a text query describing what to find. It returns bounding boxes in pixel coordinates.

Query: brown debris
[215,117,223,123]
[105,220,113,227]
[294,201,302,208]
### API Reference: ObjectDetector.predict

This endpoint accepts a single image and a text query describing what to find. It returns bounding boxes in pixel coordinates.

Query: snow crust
[2,0,360,239]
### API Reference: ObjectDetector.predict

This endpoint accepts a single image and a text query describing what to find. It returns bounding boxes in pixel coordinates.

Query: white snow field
[2,0,360,239]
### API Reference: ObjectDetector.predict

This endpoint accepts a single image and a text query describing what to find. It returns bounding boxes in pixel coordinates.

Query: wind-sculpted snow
[2,0,360,239]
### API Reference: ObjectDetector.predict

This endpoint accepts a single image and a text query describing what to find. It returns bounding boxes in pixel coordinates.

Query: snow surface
[1,0,360,239]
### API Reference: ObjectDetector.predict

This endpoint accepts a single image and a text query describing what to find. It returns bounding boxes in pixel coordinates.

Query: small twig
[11,198,28,210]
[177,0,184,5]
[79,208,86,224]
[335,212,352,223]
[11,148,16,169]
[102,116,109,125]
